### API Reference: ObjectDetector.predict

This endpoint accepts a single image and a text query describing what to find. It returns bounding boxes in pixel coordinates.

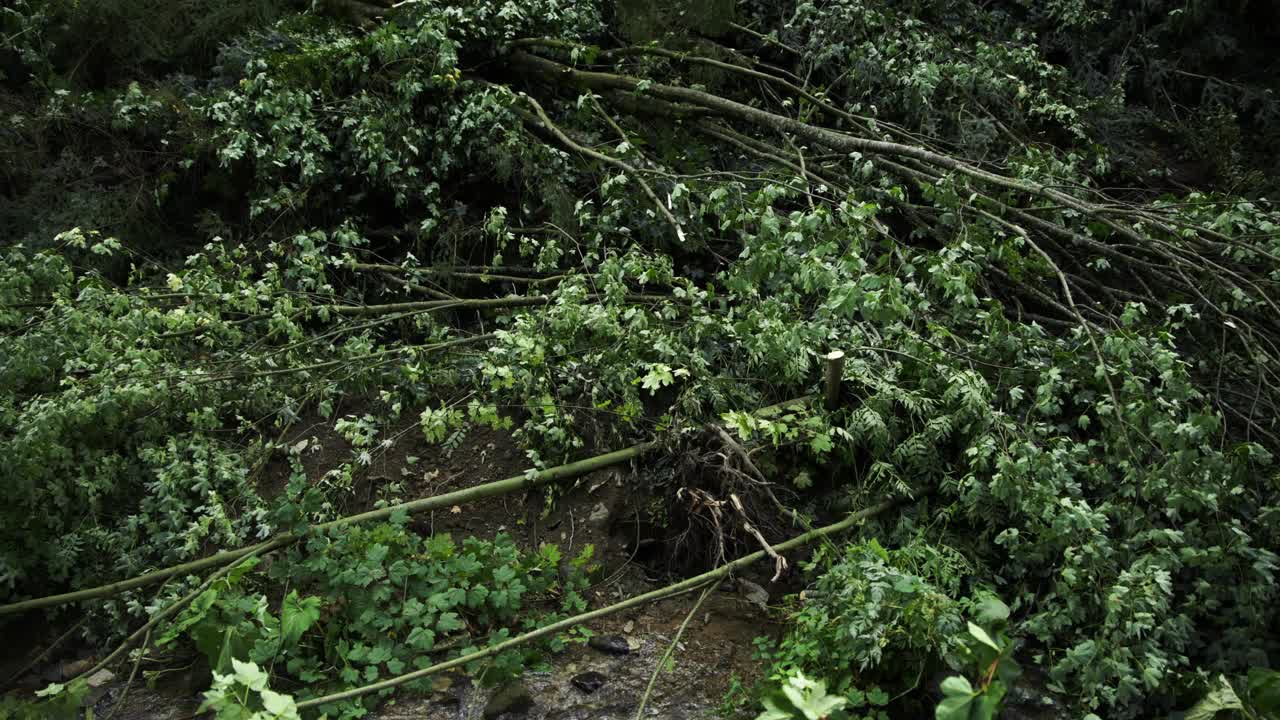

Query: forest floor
[3,417,779,719]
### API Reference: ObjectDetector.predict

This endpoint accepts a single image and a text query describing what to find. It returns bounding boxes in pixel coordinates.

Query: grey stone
[587,635,631,656]
[85,669,116,688]
[570,671,606,694]
[737,578,769,610]
[586,502,610,527]
[484,680,534,718]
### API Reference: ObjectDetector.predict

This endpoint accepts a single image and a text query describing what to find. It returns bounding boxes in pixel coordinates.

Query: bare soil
[6,411,779,719]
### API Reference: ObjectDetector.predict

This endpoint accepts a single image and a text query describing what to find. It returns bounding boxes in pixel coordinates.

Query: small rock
[571,671,607,694]
[61,658,94,679]
[82,669,116,707]
[431,674,460,708]
[738,578,769,610]
[588,634,631,655]
[85,669,115,688]
[623,620,635,634]
[586,502,610,527]
[484,680,533,718]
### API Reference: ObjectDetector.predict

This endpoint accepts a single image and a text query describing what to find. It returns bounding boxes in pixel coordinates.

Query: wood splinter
[730,493,788,582]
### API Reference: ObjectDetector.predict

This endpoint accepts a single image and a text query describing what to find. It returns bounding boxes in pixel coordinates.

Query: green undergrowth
[155,515,595,718]
[3,0,1280,718]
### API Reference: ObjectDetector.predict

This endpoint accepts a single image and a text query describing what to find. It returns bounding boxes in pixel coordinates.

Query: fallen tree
[2,1,1278,718]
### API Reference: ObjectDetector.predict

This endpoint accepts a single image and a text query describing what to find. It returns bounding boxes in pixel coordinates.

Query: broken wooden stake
[824,349,846,410]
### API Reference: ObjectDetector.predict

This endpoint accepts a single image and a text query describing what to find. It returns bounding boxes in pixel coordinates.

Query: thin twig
[729,493,788,582]
[102,627,150,720]
[513,93,685,241]
[633,582,716,720]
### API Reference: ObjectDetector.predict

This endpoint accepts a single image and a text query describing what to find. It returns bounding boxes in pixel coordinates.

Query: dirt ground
[2,411,781,719]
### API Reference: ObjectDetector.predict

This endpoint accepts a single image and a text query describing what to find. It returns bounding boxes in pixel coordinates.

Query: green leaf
[366,643,393,664]
[778,678,845,720]
[893,575,920,593]
[215,626,237,675]
[232,658,269,692]
[967,622,1001,652]
[1186,675,1244,720]
[430,586,466,610]
[466,584,490,608]
[941,675,975,697]
[157,587,218,646]
[809,432,834,454]
[756,693,797,720]
[436,612,464,634]
[260,688,299,719]
[226,556,261,585]
[406,626,436,651]
[974,595,1010,625]
[935,694,974,720]
[366,543,389,567]
[1248,667,1280,714]
[972,682,1007,720]
[638,363,675,394]
[280,590,322,649]
[35,683,65,698]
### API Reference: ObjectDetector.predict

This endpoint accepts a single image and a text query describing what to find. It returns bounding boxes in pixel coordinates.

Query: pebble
[571,671,607,693]
[588,634,631,655]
